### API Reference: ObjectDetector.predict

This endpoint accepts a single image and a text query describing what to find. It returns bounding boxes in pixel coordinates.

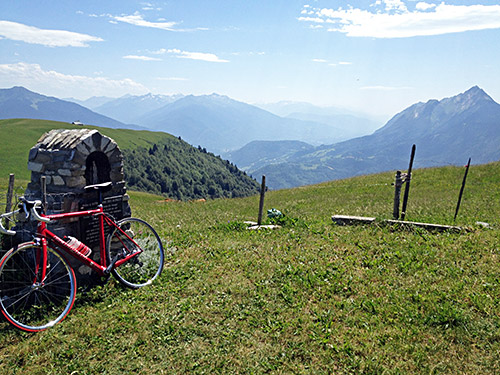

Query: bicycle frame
[37,206,141,276]
[0,188,164,332]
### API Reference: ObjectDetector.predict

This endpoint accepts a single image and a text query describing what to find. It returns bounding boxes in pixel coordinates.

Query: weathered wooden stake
[257,175,266,225]
[454,158,471,222]
[5,174,15,213]
[393,171,403,219]
[400,144,416,221]
[41,176,47,214]
[4,174,15,230]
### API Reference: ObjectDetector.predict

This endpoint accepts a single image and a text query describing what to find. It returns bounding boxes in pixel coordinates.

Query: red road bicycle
[0,182,164,332]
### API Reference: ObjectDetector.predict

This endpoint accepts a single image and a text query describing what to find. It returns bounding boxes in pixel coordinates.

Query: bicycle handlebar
[0,200,50,236]
[27,201,51,223]
[0,210,19,236]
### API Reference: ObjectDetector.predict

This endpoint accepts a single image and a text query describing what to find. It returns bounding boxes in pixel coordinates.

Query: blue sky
[1,0,500,119]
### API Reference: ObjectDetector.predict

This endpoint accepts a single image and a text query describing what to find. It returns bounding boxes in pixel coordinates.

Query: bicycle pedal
[104,254,121,275]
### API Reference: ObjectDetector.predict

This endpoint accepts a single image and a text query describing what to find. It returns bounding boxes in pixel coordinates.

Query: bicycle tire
[0,242,76,332]
[106,217,164,289]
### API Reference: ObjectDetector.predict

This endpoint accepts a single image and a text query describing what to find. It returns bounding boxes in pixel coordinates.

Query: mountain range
[249,86,500,189]
[92,93,185,124]
[70,92,381,151]
[134,93,357,152]
[1,85,499,191]
[2,87,381,154]
[0,86,137,130]
[84,93,379,152]
[257,101,383,140]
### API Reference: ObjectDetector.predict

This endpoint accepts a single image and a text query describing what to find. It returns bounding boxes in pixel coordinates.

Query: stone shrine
[23,128,131,282]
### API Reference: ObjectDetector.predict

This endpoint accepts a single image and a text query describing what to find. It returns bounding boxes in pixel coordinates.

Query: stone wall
[26,129,125,195]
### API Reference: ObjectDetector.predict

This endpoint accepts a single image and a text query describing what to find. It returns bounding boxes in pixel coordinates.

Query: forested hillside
[0,119,260,200]
[123,139,260,200]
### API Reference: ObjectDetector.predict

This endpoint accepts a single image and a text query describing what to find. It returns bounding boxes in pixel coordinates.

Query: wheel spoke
[0,243,76,331]
[107,218,164,289]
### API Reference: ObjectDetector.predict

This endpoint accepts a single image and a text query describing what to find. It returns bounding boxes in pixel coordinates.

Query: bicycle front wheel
[107,218,164,289]
[0,242,76,332]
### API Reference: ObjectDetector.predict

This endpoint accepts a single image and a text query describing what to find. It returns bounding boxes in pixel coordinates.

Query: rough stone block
[83,134,97,153]
[91,132,103,150]
[72,151,87,165]
[28,162,44,173]
[66,176,86,188]
[110,171,124,181]
[104,140,118,154]
[57,169,73,177]
[76,143,89,156]
[52,176,65,186]
[28,147,38,161]
[100,137,111,151]
[33,151,52,164]
[53,151,72,163]
[108,149,123,164]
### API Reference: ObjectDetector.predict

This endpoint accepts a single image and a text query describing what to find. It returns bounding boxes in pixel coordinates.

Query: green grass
[1,163,500,374]
[0,118,177,180]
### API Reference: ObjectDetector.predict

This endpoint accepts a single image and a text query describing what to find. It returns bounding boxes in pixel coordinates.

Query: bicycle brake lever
[22,203,30,220]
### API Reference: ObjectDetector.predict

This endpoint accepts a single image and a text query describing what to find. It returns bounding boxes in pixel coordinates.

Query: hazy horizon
[1,1,500,118]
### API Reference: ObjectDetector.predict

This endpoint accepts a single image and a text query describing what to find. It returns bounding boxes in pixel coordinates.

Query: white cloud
[110,12,207,32]
[0,62,148,98]
[297,16,325,24]
[383,0,407,13]
[175,50,229,63]
[155,48,229,63]
[112,12,178,31]
[0,20,103,47]
[415,2,436,11]
[299,2,500,38]
[123,55,162,61]
[313,59,352,66]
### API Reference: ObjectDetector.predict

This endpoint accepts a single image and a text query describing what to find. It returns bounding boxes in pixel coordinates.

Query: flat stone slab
[332,215,463,232]
[331,215,376,225]
[384,219,463,232]
[244,221,281,230]
[247,225,281,230]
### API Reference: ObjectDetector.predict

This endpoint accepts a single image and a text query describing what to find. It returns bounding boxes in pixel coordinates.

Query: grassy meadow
[1,162,499,374]
[0,119,179,180]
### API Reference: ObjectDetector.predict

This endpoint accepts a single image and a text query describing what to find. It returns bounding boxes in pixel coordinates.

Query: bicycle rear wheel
[0,242,76,332]
[107,217,164,289]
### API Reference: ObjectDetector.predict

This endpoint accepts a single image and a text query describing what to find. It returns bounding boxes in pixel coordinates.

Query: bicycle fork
[33,238,49,286]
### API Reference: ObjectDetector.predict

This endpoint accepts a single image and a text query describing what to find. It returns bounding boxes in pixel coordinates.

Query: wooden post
[454,158,471,222]
[4,174,15,230]
[41,176,47,214]
[257,175,266,225]
[400,144,416,221]
[393,171,403,219]
[5,174,15,214]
